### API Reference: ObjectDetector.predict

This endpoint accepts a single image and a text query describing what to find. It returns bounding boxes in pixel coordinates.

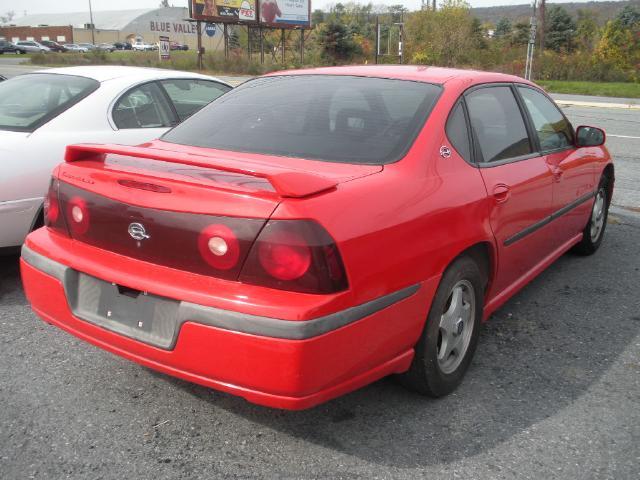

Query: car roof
[33,65,228,84]
[267,65,531,86]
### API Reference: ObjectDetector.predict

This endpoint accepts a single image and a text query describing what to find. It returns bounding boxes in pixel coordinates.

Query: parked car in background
[77,43,97,51]
[40,40,68,52]
[0,40,26,54]
[0,66,232,250]
[97,43,116,52]
[169,41,189,51]
[63,44,89,53]
[132,40,156,51]
[17,66,614,410]
[113,42,132,50]
[15,41,50,53]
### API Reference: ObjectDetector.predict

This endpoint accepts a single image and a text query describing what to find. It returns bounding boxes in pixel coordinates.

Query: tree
[0,10,15,24]
[575,10,598,52]
[512,22,530,46]
[316,19,362,63]
[312,9,325,25]
[388,4,408,23]
[617,5,640,29]
[470,17,487,50]
[494,17,512,38]
[404,0,477,66]
[595,7,640,74]
[159,0,170,7]
[545,5,576,52]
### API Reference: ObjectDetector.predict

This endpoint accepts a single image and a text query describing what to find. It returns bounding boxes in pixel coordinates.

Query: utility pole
[375,16,379,64]
[539,0,545,51]
[524,0,537,80]
[88,0,95,44]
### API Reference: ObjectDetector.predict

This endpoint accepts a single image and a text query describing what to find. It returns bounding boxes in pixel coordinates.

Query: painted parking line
[607,134,640,139]
[555,100,640,110]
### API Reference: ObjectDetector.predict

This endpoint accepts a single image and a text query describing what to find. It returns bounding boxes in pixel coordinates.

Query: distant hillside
[471,0,640,25]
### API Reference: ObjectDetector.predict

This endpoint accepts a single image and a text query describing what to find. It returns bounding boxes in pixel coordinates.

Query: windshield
[0,73,99,132]
[162,75,442,164]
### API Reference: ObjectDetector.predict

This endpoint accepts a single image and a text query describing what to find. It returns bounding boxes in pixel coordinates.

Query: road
[1,58,639,479]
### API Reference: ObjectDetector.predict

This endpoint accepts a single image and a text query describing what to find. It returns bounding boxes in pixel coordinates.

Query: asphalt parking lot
[1,60,639,479]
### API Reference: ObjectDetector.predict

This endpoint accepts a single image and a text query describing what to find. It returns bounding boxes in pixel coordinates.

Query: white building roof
[11,8,186,31]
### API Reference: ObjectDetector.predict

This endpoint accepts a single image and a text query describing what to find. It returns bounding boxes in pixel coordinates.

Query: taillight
[66,196,90,235]
[44,178,69,235]
[198,224,240,270]
[258,228,311,281]
[239,220,348,294]
[44,180,59,224]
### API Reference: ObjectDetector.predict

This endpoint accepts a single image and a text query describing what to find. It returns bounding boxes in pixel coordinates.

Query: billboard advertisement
[259,0,310,28]
[190,0,257,23]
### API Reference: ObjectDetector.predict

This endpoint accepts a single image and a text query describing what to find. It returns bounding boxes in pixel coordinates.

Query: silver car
[63,44,89,53]
[15,41,50,53]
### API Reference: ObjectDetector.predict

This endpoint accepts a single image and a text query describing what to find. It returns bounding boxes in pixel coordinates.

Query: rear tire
[572,176,610,256]
[398,256,484,397]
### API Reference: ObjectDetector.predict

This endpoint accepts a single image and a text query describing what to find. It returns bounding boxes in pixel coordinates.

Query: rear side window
[466,86,532,163]
[0,73,99,132]
[113,82,175,129]
[446,101,471,162]
[161,79,231,122]
[518,86,574,151]
[162,75,442,165]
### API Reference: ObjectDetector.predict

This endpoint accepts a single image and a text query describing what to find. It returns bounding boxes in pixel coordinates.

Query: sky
[0,0,630,17]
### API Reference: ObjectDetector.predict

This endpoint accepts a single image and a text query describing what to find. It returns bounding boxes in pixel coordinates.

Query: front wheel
[573,177,610,255]
[398,255,484,397]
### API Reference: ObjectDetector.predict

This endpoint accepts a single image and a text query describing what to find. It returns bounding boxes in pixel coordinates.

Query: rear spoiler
[64,143,338,199]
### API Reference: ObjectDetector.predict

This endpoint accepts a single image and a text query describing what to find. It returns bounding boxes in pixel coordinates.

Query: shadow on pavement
[152,221,640,467]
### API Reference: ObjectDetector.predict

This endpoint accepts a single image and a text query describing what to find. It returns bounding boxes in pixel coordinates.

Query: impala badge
[440,146,451,158]
[128,223,150,241]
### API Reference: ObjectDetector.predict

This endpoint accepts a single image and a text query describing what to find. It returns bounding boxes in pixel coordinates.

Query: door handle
[493,184,510,203]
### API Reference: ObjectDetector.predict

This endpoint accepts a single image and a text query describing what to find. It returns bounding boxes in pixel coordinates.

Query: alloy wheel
[437,279,476,375]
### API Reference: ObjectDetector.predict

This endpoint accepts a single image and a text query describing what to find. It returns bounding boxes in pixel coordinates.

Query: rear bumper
[21,239,438,410]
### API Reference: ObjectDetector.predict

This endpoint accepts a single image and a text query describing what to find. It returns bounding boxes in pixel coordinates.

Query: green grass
[536,80,640,99]
[28,50,302,76]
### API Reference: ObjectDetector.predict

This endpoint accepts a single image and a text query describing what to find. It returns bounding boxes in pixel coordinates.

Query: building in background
[0,7,223,50]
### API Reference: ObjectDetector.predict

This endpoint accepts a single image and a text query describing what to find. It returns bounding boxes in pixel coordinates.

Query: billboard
[190,0,257,23]
[259,0,310,28]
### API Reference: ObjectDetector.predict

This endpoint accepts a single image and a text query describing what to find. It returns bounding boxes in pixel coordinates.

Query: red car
[21,66,613,410]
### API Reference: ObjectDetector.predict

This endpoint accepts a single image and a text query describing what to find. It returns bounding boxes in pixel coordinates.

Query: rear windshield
[162,75,442,164]
[0,73,99,132]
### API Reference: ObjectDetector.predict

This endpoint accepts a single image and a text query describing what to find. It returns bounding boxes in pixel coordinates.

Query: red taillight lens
[66,196,90,235]
[44,178,69,236]
[44,181,60,225]
[240,220,348,294]
[198,224,240,270]
[258,228,311,281]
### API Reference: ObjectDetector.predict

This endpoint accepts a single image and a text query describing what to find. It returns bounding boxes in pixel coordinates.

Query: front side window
[162,75,442,164]
[518,86,574,151]
[160,79,231,122]
[0,73,99,132]
[466,86,532,163]
[113,82,175,129]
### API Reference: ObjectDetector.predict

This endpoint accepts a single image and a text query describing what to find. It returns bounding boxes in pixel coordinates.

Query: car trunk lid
[52,142,380,280]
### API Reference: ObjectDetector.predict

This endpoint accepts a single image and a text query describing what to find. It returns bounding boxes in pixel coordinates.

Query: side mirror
[576,125,605,147]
